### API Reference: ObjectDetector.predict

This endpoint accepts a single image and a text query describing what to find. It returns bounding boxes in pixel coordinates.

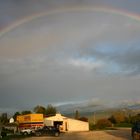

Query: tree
[34,105,46,115]
[130,114,140,123]
[112,112,126,123]
[78,117,88,122]
[75,110,80,119]
[0,113,8,125]
[21,110,32,115]
[108,115,116,124]
[45,104,57,116]
[13,112,21,121]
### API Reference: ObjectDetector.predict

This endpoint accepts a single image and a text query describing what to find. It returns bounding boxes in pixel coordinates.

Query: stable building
[44,113,89,132]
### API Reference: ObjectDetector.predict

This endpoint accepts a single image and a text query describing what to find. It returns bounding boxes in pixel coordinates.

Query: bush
[89,123,96,130]
[78,117,88,122]
[96,118,112,129]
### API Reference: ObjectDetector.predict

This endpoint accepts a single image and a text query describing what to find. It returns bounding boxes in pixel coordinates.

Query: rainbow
[0,5,140,38]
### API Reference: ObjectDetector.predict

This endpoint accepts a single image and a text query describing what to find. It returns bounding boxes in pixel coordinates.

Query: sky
[0,0,140,112]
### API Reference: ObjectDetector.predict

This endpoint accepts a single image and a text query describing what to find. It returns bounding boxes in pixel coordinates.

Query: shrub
[96,118,112,129]
[78,117,88,122]
[89,123,96,130]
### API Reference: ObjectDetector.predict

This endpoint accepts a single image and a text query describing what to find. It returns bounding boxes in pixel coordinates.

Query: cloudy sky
[0,0,140,112]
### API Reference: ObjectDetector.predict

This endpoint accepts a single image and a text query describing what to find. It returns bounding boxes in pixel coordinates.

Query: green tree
[34,105,46,115]
[21,110,32,115]
[130,114,140,123]
[0,113,8,125]
[45,104,57,116]
[13,112,21,121]
[108,115,116,124]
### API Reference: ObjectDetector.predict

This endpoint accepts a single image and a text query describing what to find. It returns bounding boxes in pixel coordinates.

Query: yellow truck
[17,114,44,133]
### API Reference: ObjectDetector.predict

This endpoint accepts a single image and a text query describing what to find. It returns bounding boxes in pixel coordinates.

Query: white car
[20,129,35,135]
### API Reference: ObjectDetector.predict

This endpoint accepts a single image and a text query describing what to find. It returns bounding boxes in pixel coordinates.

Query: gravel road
[21,128,133,140]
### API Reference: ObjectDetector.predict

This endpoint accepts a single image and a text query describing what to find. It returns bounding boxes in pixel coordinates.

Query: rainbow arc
[0,5,140,38]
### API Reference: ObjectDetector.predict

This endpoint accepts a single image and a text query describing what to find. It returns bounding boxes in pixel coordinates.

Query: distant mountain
[56,100,104,116]
[56,100,140,117]
[123,103,140,110]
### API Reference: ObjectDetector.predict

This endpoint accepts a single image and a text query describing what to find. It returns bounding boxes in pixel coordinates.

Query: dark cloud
[0,0,140,112]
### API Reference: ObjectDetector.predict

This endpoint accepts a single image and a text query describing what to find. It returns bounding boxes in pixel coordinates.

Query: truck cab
[132,121,140,140]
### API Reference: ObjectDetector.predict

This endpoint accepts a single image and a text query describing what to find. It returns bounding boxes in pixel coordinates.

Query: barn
[44,113,89,132]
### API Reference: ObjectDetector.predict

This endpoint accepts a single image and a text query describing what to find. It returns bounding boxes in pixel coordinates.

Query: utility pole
[0,119,2,137]
[75,110,80,120]
[93,112,96,125]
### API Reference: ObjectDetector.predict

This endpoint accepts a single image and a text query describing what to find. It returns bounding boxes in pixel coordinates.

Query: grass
[114,123,132,128]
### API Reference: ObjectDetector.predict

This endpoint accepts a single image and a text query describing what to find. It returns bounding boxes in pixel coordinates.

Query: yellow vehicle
[17,114,44,130]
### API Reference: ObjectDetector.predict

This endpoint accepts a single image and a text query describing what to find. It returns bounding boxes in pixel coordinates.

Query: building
[44,113,89,132]
[16,114,44,130]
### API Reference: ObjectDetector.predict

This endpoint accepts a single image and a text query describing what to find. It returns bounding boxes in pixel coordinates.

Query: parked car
[0,129,7,138]
[132,121,140,139]
[0,127,14,138]
[35,126,60,137]
[20,128,35,135]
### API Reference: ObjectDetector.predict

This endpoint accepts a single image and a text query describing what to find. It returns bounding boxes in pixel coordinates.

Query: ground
[14,128,133,140]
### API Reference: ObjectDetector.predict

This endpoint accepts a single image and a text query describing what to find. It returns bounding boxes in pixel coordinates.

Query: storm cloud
[0,0,140,112]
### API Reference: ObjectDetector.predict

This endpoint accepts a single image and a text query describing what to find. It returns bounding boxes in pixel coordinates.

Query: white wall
[44,120,53,126]
[67,118,89,131]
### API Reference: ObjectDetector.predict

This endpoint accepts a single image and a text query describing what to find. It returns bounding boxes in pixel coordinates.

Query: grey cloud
[0,0,140,112]
[113,47,140,75]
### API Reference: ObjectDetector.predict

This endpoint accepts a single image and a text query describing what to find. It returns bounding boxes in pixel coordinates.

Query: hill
[56,100,140,118]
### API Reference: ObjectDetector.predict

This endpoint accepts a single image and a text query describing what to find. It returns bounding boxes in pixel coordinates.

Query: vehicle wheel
[23,132,28,136]
[35,132,41,136]
[54,132,59,137]
[1,132,7,138]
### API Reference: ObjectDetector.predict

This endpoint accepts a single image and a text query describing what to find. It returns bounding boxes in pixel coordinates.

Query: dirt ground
[21,128,133,140]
